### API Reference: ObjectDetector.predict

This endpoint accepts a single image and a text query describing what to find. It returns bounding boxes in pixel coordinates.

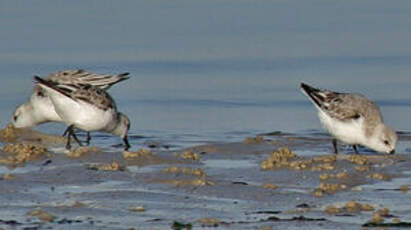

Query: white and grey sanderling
[300,82,397,154]
[33,75,131,150]
[13,69,129,129]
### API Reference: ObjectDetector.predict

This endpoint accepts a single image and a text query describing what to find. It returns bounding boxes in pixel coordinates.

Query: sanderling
[34,76,131,150]
[12,70,129,136]
[300,82,397,154]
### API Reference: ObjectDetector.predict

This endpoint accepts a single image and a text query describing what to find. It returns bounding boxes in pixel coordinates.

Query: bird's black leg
[71,132,83,147]
[66,135,71,150]
[64,125,83,149]
[64,125,74,150]
[64,128,89,146]
[332,138,338,154]
[62,126,71,137]
[85,132,91,146]
[123,136,131,151]
[352,145,359,154]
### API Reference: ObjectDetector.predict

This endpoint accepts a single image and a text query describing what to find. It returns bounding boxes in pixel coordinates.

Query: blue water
[2,1,411,150]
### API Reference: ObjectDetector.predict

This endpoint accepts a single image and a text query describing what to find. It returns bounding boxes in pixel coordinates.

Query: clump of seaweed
[0,143,48,167]
[67,146,99,158]
[0,124,17,141]
[324,201,375,215]
[129,206,146,212]
[123,149,151,159]
[260,147,296,170]
[87,162,125,171]
[347,155,370,165]
[198,217,220,227]
[263,183,278,189]
[320,170,348,181]
[314,183,347,197]
[164,167,206,177]
[27,209,55,222]
[174,150,200,161]
[261,147,336,172]
[162,166,214,187]
[400,185,409,193]
[368,172,391,181]
[244,136,265,144]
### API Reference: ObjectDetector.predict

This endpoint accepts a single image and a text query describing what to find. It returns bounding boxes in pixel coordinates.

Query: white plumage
[300,82,397,154]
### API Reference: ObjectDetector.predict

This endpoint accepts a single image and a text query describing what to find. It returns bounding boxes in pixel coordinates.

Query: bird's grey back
[326,93,383,137]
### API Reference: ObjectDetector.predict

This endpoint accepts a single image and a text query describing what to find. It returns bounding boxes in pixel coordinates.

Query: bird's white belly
[51,97,114,131]
[33,95,62,122]
[318,111,365,145]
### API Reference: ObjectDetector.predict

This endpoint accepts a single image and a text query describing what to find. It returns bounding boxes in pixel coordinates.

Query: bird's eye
[383,140,389,145]
[13,115,18,121]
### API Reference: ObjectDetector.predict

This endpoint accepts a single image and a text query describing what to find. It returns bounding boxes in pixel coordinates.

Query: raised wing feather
[45,69,130,90]
[34,76,116,111]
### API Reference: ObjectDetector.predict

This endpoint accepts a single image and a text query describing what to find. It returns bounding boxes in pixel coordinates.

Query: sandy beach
[0,125,410,229]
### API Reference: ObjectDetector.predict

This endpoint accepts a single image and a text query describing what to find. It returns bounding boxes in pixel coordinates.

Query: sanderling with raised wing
[34,76,131,150]
[300,82,397,154]
[12,70,129,143]
[12,69,129,128]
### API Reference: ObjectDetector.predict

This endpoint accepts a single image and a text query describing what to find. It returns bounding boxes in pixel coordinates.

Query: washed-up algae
[128,206,146,212]
[365,208,406,226]
[260,147,336,171]
[319,171,348,181]
[0,124,17,141]
[260,147,296,170]
[160,166,215,187]
[87,161,125,171]
[324,201,375,215]
[314,183,347,197]
[123,149,151,159]
[2,173,15,180]
[162,177,215,187]
[174,150,200,161]
[323,202,404,227]
[400,185,409,193]
[27,209,55,222]
[263,183,278,189]
[367,172,391,181]
[164,166,206,177]
[0,124,66,145]
[0,143,49,167]
[198,217,220,227]
[244,136,265,144]
[67,146,100,158]
[260,147,400,198]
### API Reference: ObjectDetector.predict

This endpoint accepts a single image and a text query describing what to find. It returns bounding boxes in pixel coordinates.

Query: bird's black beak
[389,149,395,154]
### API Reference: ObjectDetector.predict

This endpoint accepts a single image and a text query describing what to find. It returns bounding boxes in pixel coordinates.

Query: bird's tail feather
[300,82,326,109]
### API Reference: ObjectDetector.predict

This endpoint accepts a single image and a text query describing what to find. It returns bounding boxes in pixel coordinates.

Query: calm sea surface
[2,1,411,151]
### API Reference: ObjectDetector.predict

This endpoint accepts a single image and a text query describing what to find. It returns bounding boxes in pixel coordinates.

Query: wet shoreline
[0,125,410,229]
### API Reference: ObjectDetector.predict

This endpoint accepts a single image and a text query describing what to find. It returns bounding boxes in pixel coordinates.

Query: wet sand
[0,125,410,229]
